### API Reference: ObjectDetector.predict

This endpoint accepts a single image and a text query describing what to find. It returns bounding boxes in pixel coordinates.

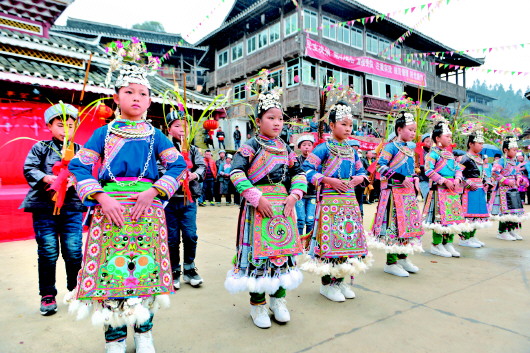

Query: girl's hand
[444,179,455,191]
[414,178,421,194]
[130,188,159,221]
[348,176,364,188]
[508,179,517,188]
[324,177,349,193]
[282,194,297,218]
[187,171,198,181]
[93,193,125,227]
[257,196,273,218]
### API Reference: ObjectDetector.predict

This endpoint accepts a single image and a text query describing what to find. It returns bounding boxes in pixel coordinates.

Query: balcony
[209,35,300,89]
[425,75,466,101]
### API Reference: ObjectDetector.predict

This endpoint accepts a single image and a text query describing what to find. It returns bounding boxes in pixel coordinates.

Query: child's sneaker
[40,295,58,316]
[210,201,215,206]
[510,231,523,240]
[183,268,203,287]
[250,304,271,328]
[134,330,155,353]
[105,339,126,353]
[172,270,181,290]
[269,297,290,322]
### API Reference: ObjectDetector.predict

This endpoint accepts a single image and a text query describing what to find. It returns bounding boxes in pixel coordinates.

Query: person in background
[350,139,365,215]
[21,103,86,316]
[233,125,242,150]
[164,111,206,290]
[215,150,226,206]
[201,150,217,206]
[295,135,317,236]
[219,154,237,205]
[516,153,529,204]
[418,133,432,200]
[216,127,226,150]
[364,150,379,203]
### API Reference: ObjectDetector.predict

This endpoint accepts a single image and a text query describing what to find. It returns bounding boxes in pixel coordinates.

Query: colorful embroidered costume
[68,119,186,327]
[224,135,307,300]
[299,140,371,280]
[460,152,492,235]
[423,146,470,240]
[370,141,424,259]
[489,156,530,229]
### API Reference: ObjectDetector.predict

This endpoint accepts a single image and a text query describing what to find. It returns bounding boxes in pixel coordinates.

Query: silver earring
[142,110,148,120]
[115,106,121,119]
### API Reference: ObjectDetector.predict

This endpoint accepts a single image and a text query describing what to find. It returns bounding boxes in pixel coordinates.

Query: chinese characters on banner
[305,37,426,87]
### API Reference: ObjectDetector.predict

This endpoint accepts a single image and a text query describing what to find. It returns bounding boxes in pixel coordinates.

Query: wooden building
[196,0,484,145]
[465,90,496,116]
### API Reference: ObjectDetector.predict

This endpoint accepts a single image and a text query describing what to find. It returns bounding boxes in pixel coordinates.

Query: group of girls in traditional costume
[67,41,187,352]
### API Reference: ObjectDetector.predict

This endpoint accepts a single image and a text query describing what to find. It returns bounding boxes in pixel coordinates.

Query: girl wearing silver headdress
[68,40,187,352]
[489,133,530,240]
[423,115,469,258]
[225,90,308,329]
[458,122,492,248]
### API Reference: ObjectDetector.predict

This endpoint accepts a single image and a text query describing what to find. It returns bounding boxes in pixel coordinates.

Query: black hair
[328,101,350,124]
[467,134,478,150]
[394,111,409,135]
[235,125,239,128]
[494,153,502,158]
[205,149,211,153]
[431,122,445,144]
[502,136,514,153]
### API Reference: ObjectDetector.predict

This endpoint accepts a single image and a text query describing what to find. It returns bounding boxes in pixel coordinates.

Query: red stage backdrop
[0,101,104,242]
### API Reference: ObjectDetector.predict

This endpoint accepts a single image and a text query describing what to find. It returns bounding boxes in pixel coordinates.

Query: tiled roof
[0,0,72,25]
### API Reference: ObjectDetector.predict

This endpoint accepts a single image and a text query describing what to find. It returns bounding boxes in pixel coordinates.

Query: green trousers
[321,275,344,285]
[432,231,454,245]
[386,253,408,265]
[460,230,476,240]
[498,221,520,233]
[250,287,286,305]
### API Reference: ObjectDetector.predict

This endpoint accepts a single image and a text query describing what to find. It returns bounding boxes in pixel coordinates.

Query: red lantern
[203,118,219,131]
[96,103,113,121]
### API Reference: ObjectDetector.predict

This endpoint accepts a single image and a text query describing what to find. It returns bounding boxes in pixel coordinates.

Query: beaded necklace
[433,147,458,173]
[393,141,415,176]
[103,119,155,187]
[466,152,484,178]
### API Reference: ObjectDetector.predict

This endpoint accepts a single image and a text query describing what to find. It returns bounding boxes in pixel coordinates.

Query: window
[349,74,362,91]
[284,12,298,37]
[232,43,243,62]
[367,33,378,54]
[287,59,300,87]
[366,75,403,99]
[269,70,283,89]
[301,60,316,86]
[269,22,280,44]
[304,10,318,34]
[247,35,257,54]
[337,24,350,45]
[258,29,268,49]
[351,27,363,49]
[322,17,337,40]
[217,50,228,68]
[391,45,401,63]
[318,66,328,87]
[379,38,390,57]
[233,83,246,101]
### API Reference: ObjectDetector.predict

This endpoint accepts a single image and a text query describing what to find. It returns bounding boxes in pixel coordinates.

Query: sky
[56,0,530,93]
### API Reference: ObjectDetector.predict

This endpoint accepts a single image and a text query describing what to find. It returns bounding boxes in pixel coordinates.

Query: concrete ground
[1,203,529,353]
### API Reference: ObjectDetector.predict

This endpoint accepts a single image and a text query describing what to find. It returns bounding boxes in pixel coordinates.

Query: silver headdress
[461,121,484,143]
[104,38,160,90]
[507,136,518,149]
[257,91,282,113]
[332,104,353,121]
[430,113,452,136]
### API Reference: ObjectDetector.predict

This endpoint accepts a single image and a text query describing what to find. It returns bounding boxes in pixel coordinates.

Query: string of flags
[405,58,530,75]
[378,0,448,57]
[405,43,530,59]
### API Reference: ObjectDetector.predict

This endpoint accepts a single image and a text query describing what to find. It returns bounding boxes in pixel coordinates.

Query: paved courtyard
[1,203,529,352]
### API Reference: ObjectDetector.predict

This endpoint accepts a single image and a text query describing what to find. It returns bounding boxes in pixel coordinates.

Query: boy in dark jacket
[164,111,206,289]
[20,103,86,316]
